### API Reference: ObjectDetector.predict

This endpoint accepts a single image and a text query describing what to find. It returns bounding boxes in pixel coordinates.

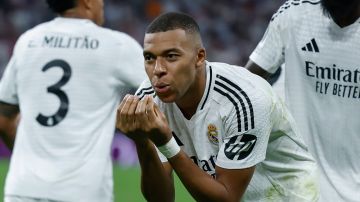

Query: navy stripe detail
[214,87,242,132]
[136,86,153,96]
[302,0,320,5]
[200,66,212,110]
[139,90,155,100]
[271,0,320,21]
[172,132,184,146]
[215,80,249,131]
[216,75,255,129]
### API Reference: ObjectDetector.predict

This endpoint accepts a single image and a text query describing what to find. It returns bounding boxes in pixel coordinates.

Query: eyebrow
[143,48,182,56]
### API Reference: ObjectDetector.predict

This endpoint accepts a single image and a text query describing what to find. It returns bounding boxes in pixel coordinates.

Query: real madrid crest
[207,124,219,145]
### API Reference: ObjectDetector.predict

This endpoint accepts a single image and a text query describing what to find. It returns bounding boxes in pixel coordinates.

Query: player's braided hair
[46,0,77,14]
[146,12,201,35]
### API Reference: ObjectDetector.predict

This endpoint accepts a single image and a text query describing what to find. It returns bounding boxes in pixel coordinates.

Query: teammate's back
[0,0,146,201]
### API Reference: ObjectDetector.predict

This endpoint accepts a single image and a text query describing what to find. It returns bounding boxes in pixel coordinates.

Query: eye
[166,53,178,61]
[144,54,155,62]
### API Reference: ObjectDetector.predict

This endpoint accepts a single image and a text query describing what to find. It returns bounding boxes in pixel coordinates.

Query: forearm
[135,139,174,202]
[169,151,233,202]
[0,115,18,150]
[0,103,20,151]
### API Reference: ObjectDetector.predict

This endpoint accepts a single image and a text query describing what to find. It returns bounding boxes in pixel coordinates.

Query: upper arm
[215,165,255,200]
[244,60,272,80]
[0,101,20,118]
[0,102,20,150]
[245,60,283,86]
[215,85,273,198]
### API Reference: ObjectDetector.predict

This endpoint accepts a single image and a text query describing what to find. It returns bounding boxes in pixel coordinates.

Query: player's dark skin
[0,102,19,150]
[117,29,255,202]
[245,0,360,77]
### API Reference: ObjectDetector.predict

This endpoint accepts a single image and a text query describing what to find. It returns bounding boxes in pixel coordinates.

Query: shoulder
[270,0,321,23]
[209,62,274,131]
[99,28,140,47]
[209,62,272,99]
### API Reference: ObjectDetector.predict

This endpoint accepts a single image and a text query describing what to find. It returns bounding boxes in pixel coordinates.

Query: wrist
[157,136,180,159]
[133,138,152,148]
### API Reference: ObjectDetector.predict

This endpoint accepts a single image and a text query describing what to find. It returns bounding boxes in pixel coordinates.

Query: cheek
[145,65,154,77]
[176,66,195,88]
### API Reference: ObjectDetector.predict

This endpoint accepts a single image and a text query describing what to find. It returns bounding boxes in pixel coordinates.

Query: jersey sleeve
[216,88,273,169]
[249,0,294,74]
[0,35,25,104]
[135,79,155,100]
[114,33,147,89]
[0,57,19,104]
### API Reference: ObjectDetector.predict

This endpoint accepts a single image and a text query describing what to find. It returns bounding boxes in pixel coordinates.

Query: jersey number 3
[36,59,72,127]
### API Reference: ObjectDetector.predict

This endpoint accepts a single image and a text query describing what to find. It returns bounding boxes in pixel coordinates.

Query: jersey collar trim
[199,62,213,111]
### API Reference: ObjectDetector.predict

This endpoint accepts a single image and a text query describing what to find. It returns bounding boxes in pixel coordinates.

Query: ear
[196,48,206,67]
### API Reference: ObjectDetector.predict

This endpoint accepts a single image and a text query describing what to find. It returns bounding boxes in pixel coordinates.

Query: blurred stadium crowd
[0,0,284,166]
[0,0,284,74]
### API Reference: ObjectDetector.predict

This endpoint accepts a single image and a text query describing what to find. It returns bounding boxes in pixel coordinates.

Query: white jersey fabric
[137,62,318,201]
[0,17,146,202]
[250,0,360,201]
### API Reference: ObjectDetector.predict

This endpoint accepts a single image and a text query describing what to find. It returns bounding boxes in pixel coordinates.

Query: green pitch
[0,159,194,202]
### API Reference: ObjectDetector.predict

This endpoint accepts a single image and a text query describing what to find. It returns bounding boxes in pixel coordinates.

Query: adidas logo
[301,38,319,53]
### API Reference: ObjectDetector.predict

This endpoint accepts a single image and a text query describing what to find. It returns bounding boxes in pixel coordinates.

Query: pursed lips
[153,82,170,94]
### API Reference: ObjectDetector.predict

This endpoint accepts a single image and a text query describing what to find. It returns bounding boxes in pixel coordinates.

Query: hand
[116,94,172,146]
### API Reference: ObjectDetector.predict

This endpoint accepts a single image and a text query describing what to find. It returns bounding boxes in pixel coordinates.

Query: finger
[135,96,148,123]
[153,103,161,117]
[120,95,137,124]
[118,94,130,112]
[127,96,139,122]
[116,94,130,129]
[153,102,168,123]
[129,96,141,130]
[145,95,157,121]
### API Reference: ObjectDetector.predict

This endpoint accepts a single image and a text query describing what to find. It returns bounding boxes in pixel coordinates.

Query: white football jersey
[0,17,146,201]
[250,0,360,201]
[137,62,318,201]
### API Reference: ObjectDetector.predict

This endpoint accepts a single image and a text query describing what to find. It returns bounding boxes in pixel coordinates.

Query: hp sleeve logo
[224,134,257,160]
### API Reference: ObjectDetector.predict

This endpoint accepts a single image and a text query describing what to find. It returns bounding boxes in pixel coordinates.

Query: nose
[153,57,167,77]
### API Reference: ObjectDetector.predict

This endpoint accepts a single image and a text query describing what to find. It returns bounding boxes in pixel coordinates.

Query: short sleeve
[0,51,19,104]
[216,89,273,169]
[249,1,293,74]
[115,33,147,88]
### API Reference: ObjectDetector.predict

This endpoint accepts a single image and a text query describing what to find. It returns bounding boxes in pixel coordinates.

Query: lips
[154,83,170,94]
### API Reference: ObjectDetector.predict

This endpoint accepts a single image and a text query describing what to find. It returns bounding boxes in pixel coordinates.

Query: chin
[157,93,177,103]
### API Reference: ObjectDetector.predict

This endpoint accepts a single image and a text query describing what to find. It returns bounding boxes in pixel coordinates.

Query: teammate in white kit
[245,0,360,201]
[0,0,146,201]
[117,12,318,201]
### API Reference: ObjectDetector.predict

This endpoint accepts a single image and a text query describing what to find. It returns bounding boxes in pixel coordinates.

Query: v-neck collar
[173,62,213,121]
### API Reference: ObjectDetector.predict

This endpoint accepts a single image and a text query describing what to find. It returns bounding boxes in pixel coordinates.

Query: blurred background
[0,0,284,201]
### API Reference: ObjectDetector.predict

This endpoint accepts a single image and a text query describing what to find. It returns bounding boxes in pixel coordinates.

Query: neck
[333,12,359,27]
[61,8,89,21]
[176,64,207,120]
[327,3,360,27]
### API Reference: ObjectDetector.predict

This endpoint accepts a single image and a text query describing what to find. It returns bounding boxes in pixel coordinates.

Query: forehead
[143,29,191,53]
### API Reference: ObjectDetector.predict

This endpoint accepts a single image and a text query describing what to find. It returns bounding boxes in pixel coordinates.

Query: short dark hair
[46,0,77,14]
[146,12,201,35]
